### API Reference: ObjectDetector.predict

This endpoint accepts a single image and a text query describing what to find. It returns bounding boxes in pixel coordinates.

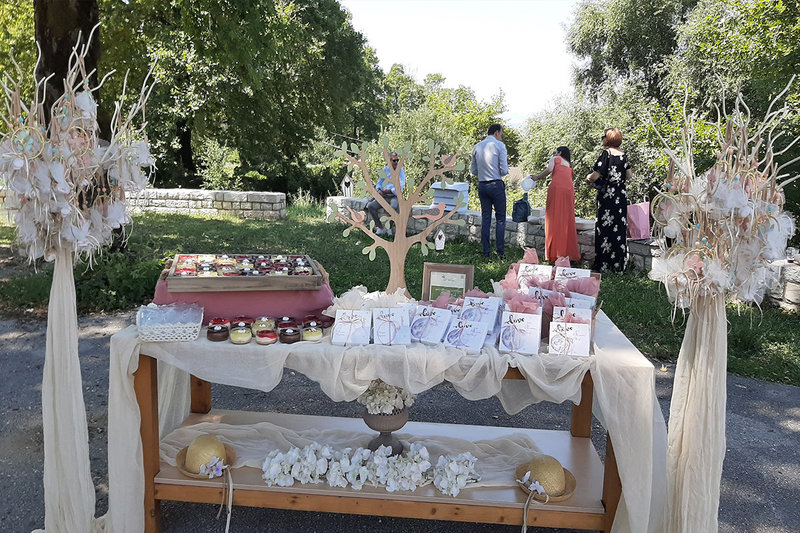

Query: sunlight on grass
[0,208,797,385]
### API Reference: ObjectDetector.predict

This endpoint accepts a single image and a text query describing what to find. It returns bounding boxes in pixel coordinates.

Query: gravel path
[1,311,798,532]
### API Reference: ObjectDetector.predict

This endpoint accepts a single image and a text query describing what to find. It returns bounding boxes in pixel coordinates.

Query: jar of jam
[208,317,231,330]
[279,328,301,344]
[230,327,252,344]
[255,329,278,345]
[207,325,229,342]
[232,316,254,328]
[277,316,297,330]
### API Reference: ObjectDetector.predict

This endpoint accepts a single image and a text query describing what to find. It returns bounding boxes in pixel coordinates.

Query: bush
[197,138,242,190]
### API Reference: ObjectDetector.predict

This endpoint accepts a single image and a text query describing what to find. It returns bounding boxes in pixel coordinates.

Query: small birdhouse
[341,175,354,197]
[434,229,446,251]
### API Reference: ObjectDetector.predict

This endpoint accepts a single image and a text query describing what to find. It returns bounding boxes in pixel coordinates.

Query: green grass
[1,204,798,385]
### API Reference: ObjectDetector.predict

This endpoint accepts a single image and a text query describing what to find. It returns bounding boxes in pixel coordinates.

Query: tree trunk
[385,235,412,297]
[33,0,100,127]
[177,120,196,176]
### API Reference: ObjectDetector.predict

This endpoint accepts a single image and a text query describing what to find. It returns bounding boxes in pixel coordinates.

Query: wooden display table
[133,357,621,532]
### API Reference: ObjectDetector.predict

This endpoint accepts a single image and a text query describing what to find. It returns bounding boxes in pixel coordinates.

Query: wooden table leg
[570,372,594,438]
[134,353,162,533]
[190,375,212,414]
[602,436,622,533]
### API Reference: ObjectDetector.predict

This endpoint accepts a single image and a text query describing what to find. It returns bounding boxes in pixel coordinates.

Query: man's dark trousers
[478,179,506,256]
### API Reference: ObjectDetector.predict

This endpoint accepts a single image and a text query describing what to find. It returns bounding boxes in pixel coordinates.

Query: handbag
[512,193,531,222]
[627,199,651,240]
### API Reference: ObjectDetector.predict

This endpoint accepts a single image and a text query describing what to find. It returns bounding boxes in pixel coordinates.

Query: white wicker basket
[136,303,203,342]
[137,321,202,343]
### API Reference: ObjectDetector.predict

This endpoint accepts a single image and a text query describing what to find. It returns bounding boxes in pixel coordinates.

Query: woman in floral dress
[585,128,632,272]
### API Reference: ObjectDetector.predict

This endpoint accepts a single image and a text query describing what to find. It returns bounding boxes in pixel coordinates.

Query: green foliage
[374,72,507,189]
[0,271,52,310]
[0,0,35,127]
[1,211,798,384]
[384,64,425,113]
[73,252,163,313]
[197,138,242,191]
[568,0,699,102]
[665,0,800,216]
[95,0,385,187]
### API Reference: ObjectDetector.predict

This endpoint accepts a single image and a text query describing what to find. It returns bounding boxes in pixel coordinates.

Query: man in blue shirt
[471,123,509,258]
[366,151,406,236]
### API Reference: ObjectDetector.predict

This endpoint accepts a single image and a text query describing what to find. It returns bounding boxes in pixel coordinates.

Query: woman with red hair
[585,128,631,272]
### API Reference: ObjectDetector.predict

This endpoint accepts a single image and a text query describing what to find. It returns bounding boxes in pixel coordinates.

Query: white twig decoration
[0,26,156,264]
[649,79,797,309]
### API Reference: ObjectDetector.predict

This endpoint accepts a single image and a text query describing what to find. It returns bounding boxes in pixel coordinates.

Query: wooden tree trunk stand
[134,357,621,533]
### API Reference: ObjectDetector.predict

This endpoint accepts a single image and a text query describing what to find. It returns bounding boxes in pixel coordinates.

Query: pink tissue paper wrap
[565,277,601,298]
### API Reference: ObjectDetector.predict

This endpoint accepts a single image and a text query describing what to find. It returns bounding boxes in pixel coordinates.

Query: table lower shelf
[154,410,608,530]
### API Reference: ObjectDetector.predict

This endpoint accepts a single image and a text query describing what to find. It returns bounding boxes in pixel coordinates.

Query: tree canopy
[535,0,800,219]
[97,0,386,188]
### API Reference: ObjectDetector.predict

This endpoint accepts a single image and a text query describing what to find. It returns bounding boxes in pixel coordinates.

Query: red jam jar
[277,316,298,330]
[208,317,231,330]
[255,329,278,345]
[232,316,254,327]
[302,315,321,328]
[316,315,334,329]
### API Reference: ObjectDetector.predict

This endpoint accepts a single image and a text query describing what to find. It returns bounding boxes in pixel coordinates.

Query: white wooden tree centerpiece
[334,139,467,294]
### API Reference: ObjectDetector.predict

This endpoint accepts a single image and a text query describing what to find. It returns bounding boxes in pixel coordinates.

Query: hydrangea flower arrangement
[357,379,415,415]
[261,442,477,496]
[432,452,479,497]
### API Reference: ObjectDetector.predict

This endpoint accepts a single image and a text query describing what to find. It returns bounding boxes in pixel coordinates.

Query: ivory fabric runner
[159,421,544,490]
[104,311,666,533]
[664,295,727,532]
[36,249,98,533]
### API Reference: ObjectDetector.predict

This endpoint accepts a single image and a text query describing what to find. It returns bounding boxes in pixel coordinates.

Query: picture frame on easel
[421,262,474,301]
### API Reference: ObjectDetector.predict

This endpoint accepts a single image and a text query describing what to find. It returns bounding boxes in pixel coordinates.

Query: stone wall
[326,196,598,262]
[768,260,800,312]
[128,188,286,220]
[627,238,662,272]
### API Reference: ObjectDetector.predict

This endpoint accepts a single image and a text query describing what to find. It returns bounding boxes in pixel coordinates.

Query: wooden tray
[166,253,323,292]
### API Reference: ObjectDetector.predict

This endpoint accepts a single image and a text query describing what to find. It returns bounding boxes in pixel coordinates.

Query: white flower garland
[261,442,479,497]
[357,379,415,415]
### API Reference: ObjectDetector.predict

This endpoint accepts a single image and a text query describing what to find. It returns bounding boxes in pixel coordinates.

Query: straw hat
[176,435,236,479]
[515,454,576,502]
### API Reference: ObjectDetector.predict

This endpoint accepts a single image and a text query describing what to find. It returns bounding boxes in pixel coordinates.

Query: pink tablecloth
[152,279,335,322]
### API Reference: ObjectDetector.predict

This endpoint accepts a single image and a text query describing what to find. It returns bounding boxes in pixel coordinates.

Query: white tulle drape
[35,248,98,533]
[665,295,727,532]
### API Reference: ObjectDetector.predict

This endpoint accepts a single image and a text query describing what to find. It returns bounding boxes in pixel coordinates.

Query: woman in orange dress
[532,146,580,261]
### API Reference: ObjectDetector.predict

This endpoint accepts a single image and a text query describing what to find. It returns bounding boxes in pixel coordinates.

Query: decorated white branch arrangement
[356,379,415,415]
[0,26,156,263]
[261,442,479,496]
[334,139,468,293]
[649,80,798,309]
